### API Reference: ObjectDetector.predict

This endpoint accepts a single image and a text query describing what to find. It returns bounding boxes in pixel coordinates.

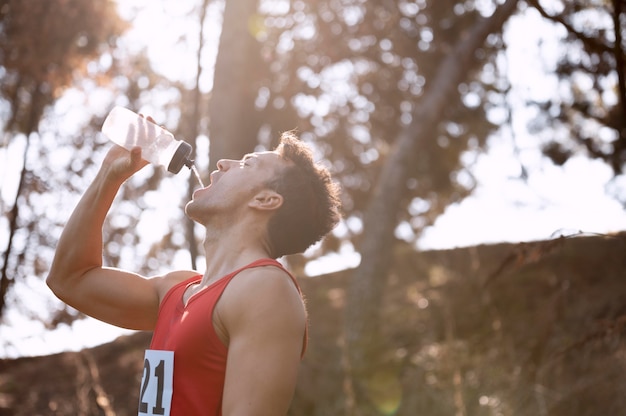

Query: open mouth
[209,171,221,185]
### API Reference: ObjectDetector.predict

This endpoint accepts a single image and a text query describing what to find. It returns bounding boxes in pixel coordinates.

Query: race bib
[138,350,174,416]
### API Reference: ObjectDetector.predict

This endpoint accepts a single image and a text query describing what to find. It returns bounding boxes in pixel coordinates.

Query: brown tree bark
[185,0,211,270]
[208,0,263,170]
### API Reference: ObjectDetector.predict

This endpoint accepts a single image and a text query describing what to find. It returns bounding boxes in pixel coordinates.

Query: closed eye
[239,154,256,168]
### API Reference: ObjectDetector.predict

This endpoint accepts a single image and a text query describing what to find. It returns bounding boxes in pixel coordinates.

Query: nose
[216,159,236,171]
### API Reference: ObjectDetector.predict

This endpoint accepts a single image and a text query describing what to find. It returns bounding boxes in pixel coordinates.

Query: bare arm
[219,267,307,416]
[47,145,169,330]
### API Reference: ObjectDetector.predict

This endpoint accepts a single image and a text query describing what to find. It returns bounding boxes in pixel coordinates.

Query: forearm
[44,146,165,329]
[47,167,125,295]
[47,144,146,296]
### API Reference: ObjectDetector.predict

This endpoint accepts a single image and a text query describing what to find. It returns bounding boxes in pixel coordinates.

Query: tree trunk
[0,85,41,319]
[208,0,262,170]
[344,1,521,414]
[185,0,211,270]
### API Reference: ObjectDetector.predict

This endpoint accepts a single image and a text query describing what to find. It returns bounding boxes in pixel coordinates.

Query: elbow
[46,270,65,299]
[46,268,56,290]
[46,263,100,301]
[46,262,77,300]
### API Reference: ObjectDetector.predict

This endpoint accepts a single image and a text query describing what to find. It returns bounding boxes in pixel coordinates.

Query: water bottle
[101,106,193,174]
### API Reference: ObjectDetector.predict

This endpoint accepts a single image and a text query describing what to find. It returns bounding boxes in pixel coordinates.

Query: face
[185,150,287,224]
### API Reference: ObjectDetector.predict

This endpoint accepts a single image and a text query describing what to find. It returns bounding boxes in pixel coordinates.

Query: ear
[249,190,283,211]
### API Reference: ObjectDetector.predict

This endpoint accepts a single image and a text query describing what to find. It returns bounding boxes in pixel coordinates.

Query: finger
[129,146,143,165]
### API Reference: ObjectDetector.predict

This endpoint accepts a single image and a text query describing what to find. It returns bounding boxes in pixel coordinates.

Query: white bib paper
[138,350,174,416]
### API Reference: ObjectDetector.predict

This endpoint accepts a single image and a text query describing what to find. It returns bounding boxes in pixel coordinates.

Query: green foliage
[0,0,130,326]
[0,0,184,332]
[525,0,625,176]
[0,0,623,366]
[254,0,503,248]
[0,0,127,134]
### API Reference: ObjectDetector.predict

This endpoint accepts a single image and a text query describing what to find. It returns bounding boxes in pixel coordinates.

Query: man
[47,130,342,415]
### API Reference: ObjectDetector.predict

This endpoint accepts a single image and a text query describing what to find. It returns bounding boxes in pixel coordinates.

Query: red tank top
[148,258,307,416]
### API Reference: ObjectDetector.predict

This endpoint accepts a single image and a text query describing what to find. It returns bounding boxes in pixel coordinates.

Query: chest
[151,282,229,357]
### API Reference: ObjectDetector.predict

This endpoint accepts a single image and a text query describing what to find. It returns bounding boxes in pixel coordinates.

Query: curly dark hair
[265,132,342,258]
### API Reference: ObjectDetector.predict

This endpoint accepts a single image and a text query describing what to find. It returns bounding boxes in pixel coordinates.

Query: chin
[185,202,207,224]
[184,201,196,219]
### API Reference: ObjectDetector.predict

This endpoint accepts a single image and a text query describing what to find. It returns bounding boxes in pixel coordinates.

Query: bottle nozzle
[168,141,193,174]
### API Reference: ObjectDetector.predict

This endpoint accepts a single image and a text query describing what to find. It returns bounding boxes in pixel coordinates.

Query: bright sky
[419,9,626,248]
[2,1,626,358]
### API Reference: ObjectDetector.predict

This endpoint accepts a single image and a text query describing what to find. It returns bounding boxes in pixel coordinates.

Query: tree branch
[526,0,614,54]
[611,0,626,138]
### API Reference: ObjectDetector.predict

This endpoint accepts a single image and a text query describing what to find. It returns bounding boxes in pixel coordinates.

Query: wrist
[93,164,127,196]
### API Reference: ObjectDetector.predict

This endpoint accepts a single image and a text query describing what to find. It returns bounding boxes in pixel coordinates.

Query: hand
[102,144,149,184]
[100,112,160,183]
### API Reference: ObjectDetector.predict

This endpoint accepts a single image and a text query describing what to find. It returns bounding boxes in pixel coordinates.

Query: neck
[199,216,271,284]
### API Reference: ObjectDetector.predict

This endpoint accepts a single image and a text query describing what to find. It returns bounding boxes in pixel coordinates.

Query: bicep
[52,267,163,330]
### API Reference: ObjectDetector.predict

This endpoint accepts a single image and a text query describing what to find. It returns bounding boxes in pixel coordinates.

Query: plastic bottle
[101,106,193,174]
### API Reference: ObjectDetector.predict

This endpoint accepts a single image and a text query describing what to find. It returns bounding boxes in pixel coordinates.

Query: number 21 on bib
[138,350,174,416]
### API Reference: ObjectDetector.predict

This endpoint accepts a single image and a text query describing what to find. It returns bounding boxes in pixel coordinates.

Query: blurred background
[0,0,625,414]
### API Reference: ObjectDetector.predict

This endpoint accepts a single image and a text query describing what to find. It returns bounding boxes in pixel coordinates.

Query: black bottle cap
[168,141,194,173]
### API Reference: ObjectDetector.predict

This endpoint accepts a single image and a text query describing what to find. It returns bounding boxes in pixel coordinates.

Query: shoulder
[220,265,306,326]
[230,265,302,303]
